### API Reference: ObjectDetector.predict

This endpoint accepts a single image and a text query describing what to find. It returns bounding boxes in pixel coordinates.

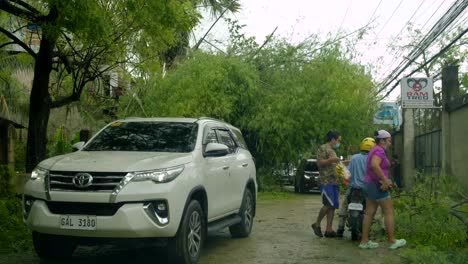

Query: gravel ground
[0,191,402,264]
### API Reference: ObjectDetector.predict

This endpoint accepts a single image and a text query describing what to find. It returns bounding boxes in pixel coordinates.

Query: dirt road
[1,191,401,264]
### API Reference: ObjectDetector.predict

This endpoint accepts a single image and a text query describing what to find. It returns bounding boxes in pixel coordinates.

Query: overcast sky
[193,0,467,100]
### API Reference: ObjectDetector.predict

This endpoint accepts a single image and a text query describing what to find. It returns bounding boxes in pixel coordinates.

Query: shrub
[0,165,14,198]
[256,167,283,192]
[51,125,72,156]
[393,175,467,263]
[0,166,32,253]
[0,198,32,253]
[14,139,26,173]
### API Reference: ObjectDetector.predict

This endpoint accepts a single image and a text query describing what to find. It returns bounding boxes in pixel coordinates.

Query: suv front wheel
[229,189,254,238]
[169,200,206,264]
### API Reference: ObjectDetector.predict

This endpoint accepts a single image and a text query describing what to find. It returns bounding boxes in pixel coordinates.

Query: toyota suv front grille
[49,171,128,192]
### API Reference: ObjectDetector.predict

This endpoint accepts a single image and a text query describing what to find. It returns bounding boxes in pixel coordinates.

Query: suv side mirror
[205,143,229,157]
[72,141,86,151]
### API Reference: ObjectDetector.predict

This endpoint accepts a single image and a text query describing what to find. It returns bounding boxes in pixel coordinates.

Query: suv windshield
[84,122,198,152]
[305,161,318,171]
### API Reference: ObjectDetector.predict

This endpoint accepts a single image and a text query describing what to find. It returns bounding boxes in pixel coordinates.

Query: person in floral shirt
[311,131,341,238]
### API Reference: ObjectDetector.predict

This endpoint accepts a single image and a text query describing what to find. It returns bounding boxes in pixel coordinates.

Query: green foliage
[0,166,31,252]
[393,175,467,260]
[14,139,27,173]
[48,126,83,158]
[461,72,468,93]
[122,50,259,126]
[195,0,241,17]
[0,0,208,171]
[0,165,14,198]
[125,29,377,172]
[256,168,284,192]
[248,42,377,166]
[0,53,33,117]
[400,247,468,264]
[0,198,32,253]
[49,125,72,156]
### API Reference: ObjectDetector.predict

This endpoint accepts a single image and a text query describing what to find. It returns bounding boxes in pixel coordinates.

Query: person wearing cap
[311,131,342,238]
[359,130,406,250]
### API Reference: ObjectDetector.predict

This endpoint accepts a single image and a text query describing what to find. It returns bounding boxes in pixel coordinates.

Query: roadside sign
[400,77,434,108]
[374,101,400,127]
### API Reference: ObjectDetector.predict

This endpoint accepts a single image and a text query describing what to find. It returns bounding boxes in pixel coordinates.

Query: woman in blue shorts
[359,130,406,250]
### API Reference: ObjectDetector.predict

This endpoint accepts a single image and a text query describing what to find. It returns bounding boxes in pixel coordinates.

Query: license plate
[59,215,97,230]
[348,203,364,211]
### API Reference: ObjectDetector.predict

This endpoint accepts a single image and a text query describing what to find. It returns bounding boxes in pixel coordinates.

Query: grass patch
[384,175,467,264]
[257,190,301,201]
[400,247,468,264]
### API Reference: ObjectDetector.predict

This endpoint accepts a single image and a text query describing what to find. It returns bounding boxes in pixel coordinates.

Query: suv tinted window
[217,130,237,153]
[203,129,218,144]
[231,129,248,149]
[84,122,198,152]
[305,161,319,171]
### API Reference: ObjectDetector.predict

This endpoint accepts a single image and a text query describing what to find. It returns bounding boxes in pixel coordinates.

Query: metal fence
[414,129,441,176]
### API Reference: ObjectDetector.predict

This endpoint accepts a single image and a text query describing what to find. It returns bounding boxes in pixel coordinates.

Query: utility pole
[441,65,459,176]
[402,108,415,189]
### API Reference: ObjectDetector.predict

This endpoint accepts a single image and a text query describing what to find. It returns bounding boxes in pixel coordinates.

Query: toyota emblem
[72,173,93,188]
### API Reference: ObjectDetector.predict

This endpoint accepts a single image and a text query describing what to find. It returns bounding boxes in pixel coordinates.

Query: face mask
[383,145,387,150]
[334,143,340,149]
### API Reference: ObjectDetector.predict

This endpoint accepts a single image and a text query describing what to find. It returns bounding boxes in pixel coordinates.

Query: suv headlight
[130,165,184,183]
[31,167,48,180]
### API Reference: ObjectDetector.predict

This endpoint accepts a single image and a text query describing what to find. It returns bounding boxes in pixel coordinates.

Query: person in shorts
[359,130,406,250]
[311,131,342,238]
[337,137,375,237]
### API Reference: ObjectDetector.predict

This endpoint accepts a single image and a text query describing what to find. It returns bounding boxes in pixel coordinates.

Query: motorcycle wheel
[351,229,360,241]
[348,212,362,241]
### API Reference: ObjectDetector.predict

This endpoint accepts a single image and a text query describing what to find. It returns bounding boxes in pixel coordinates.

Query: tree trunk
[25,35,56,172]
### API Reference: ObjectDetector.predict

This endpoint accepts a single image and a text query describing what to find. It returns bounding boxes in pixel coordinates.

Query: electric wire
[378,0,429,80]
[380,26,468,99]
[377,0,467,96]
[375,0,404,39]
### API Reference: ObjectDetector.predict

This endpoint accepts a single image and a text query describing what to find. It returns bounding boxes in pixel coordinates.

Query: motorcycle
[346,187,366,241]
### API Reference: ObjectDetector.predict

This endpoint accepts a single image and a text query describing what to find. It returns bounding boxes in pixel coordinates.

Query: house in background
[0,97,26,169]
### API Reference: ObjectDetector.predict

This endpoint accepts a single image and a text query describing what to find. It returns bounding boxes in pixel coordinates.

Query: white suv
[23,117,257,264]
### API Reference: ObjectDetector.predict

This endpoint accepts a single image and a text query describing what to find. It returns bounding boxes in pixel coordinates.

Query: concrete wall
[448,105,468,191]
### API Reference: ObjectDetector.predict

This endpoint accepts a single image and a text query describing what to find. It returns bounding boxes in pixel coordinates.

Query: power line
[380,26,468,99]
[377,0,430,81]
[338,0,353,30]
[377,0,467,95]
[331,0,353,44]
[375,0,404,39]
[394,0,429,37]
[420,0,448,31]
[302,21,374,56]
[367,0,383,26]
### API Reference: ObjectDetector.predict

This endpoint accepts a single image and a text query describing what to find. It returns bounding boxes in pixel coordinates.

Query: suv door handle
[242,163,248,167]
[223,166,230,170]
